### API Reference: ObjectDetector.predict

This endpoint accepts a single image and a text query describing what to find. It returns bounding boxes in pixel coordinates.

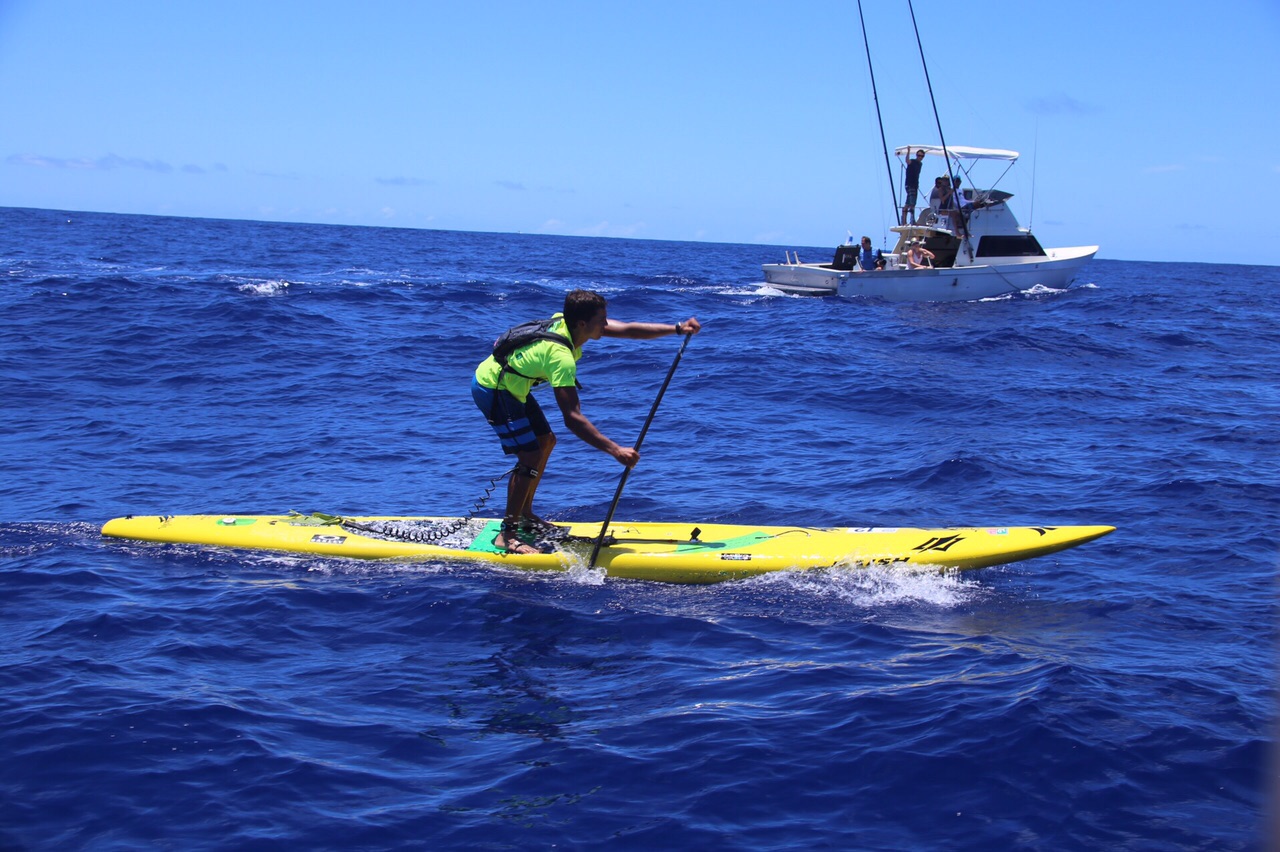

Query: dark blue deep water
[1,206,1276,850]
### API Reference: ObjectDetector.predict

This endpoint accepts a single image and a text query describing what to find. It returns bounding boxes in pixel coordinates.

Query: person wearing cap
[906,239,935,269]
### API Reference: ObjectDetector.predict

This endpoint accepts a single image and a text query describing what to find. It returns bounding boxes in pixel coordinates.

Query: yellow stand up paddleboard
[101,512,1114,584]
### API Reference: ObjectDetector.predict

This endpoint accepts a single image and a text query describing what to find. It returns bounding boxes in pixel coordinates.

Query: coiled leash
[300,465,517,544]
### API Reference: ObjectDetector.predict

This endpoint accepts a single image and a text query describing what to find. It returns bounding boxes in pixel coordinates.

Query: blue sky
[2,0,1277,265]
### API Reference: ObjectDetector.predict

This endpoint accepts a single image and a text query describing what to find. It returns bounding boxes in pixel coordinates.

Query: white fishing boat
[763,3,1098,303]
[762,144,1098,302]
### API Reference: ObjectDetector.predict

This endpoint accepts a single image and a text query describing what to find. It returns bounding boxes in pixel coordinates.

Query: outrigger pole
[907,0,972,252]
[857,0,898,220]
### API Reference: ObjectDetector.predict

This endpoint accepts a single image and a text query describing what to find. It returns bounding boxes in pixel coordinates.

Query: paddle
[570,528,704,548]
[588,331,693,568]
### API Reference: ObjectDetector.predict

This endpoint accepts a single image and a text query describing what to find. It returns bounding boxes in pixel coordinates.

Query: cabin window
[975,235,1046,257]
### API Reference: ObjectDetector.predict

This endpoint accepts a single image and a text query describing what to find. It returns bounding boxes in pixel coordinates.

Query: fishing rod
[588,331,693,569]
[1029,120,1039,231]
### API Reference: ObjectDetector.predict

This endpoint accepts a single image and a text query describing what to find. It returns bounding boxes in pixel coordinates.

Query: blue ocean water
[1,205,1275,850]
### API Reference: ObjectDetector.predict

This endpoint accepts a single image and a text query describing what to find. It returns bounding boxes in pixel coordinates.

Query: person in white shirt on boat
[949,175,972,237]
[906,239,935,269]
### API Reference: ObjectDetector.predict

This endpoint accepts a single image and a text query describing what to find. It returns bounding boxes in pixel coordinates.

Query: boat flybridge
[762,145,1098,302]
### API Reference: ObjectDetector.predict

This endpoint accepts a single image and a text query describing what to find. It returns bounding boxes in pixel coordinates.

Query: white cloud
[8,152,174,172]
[574,221,644,238]
[9,152,231,175]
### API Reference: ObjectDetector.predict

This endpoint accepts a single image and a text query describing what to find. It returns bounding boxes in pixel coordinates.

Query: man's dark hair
[564,289,607,330]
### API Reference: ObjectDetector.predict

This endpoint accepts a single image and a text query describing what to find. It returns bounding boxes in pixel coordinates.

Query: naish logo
[311,534,346,545]
[913,534,965,553]
[720,554,752,561]
[854,557,908,568]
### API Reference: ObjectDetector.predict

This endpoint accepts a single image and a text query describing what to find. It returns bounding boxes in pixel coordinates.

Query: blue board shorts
[472,378,551,455]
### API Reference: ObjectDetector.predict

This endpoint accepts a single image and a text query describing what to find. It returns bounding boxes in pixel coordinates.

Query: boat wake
[746,563,986,608]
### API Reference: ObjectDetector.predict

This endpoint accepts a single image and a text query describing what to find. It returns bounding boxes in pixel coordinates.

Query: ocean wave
[0,209,1271,850]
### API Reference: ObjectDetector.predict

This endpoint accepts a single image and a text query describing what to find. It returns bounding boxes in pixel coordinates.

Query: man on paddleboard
[472,289,701,555]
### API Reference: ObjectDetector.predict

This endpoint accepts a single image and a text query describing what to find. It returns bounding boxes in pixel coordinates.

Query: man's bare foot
[495,531,539,555]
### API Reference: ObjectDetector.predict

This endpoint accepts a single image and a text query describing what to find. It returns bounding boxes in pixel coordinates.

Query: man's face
[583,306,608,340]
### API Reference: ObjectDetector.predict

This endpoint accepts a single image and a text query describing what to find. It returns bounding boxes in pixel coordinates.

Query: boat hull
[101,513,1115,584]
[764,246,1098,302]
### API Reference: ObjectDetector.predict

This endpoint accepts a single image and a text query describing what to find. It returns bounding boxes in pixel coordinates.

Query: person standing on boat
[951,175,972,238]
[901,148,926,225]
[472,289,702,555]
[855,235,880,272]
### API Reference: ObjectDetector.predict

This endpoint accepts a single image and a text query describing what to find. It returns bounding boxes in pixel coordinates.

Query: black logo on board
[913,534,965,553]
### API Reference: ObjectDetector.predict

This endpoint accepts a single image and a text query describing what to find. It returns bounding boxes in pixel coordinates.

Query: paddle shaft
[571,534,704,547]
[588,332,692,567]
